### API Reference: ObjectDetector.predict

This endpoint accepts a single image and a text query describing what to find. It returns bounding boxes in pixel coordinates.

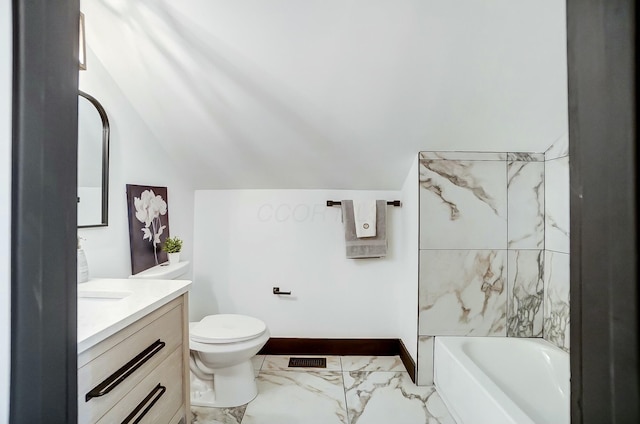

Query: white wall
[396,158,419,361]
[77,45,195,279]
[80,0,568,190]
[0,0,11,420]
[193,189,405,337]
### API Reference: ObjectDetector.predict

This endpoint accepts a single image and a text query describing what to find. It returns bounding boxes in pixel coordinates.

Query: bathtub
[434,337,569,424]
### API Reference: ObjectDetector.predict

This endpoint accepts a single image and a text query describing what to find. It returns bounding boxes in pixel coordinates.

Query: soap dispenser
[77,237,89,284]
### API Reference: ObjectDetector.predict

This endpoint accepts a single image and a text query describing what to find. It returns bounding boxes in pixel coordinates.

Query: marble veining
[344,372,455,424]
[414,150,571,399]
[420,175,460,220]
[507,250,544,337]
[419,151,507,161]
[421,160,500,215]
[419,250,507,336]
[192,355,456,424]
[241,371,348,424]
[506,152,544,162]
[544,133,569,160]
[543,251,570,351]
[547,215,569,238]
[192,405,247,424]
[341,356,405,372]
[507,161,545,249]
[419,159,507,249]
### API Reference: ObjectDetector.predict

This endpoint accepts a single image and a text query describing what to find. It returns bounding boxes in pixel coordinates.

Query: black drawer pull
[121,383,166,424]
[85,339,165,402]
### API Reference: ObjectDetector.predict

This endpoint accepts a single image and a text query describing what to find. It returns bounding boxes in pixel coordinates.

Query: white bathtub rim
[432,365,463,424]
[435,337,538,424]
[459,336,569,423]
[433,364,466,424]
[464,338,570,406]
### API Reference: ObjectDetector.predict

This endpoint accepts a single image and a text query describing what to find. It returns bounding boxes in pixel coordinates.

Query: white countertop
[77,278,191,354]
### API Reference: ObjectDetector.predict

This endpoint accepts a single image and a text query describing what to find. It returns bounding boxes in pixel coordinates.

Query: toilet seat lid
[191,314,267,343]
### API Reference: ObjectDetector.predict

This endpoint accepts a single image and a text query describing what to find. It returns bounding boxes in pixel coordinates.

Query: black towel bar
[326,200,401,207]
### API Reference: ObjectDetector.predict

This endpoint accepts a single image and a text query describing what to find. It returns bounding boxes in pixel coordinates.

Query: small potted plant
[162,236,183,265]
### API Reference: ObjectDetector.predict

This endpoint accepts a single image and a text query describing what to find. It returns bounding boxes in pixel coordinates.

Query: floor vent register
[288,357,327,368]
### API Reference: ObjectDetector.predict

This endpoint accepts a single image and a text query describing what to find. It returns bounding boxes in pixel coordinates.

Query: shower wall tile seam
[417,248,539,250]
[544,154,569,161]
[506,159,510,332]
[545,248,570,255]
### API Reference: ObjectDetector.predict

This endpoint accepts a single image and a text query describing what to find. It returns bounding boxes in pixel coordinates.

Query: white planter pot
[168,252,180,265]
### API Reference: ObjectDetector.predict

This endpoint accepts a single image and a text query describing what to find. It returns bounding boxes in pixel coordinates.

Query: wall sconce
[79,12,86,70]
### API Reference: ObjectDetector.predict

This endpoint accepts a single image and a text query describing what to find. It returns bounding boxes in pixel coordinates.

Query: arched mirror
[77,91,110,227]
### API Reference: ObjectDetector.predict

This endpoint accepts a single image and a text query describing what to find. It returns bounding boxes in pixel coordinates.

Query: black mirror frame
[78,90,110,228]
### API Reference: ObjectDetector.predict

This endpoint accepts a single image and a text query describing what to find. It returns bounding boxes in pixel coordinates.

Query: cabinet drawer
[79,303,183,423]
[96,347,184,424]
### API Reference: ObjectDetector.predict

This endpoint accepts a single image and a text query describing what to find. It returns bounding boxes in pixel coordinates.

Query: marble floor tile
[191,360,455,424]
[340,355,405,372]
[191,405,247,424]
[241,371,348,424]
[261,355,342,371]
[344,372,455,424]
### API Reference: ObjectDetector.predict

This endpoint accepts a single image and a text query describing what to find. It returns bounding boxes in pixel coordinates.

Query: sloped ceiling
[81,0,567,189]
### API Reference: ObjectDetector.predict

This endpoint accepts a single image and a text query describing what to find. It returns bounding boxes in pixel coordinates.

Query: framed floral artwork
[126,184,170,274]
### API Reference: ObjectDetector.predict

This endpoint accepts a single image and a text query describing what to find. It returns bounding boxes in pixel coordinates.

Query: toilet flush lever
[273,287,291,295]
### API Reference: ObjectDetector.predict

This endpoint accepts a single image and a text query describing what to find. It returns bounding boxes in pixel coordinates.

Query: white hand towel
[353,200,377,238]
[341,200,387,258]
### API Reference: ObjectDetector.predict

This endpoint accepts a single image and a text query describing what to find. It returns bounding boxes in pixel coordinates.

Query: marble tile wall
[507,250,544,337]
[543,251,570,351]
[506,158,545,339]
[417,336,434,386]
[418,250,507,336]
[544,136,570,351]
[545,156,570,253]
[419,154,507,250]
[508,160,545,249]
[544,134,569,161]
[417,151,550,385]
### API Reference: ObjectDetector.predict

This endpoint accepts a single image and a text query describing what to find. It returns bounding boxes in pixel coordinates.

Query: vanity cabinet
[78,295,190,424]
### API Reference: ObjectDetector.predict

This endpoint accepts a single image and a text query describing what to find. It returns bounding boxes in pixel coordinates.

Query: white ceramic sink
[78,289,132,302]
[78,290,131,320]
[77,278,191,353]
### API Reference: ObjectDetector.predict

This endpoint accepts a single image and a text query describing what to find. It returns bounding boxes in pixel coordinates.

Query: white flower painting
[126,185,171,274]
[134,189,167,264]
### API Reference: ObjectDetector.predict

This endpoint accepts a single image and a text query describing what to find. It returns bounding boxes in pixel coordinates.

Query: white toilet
[131,261,270,407]
[189,314,270,407]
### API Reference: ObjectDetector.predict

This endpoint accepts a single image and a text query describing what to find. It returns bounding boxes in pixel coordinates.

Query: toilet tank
[129,261,190,280]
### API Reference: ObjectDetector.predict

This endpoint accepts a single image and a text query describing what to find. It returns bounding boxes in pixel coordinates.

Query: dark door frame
[9,0,639,423]
[10,0,79,422]
[567,0,639,422]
